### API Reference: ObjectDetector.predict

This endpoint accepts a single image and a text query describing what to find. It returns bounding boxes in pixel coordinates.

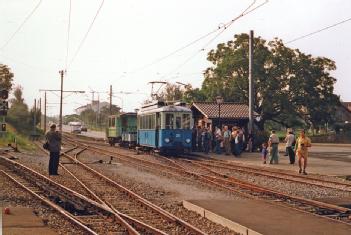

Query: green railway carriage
[107,112,137,147]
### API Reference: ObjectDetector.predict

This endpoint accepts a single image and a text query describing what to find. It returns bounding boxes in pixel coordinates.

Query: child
[261,142,268,164]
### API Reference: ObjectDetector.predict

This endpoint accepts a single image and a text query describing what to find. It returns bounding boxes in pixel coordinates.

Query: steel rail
[61,151,207,235]
[37,142,175,234]
[193,159,351,192]
[0,155,140,235]
[187,160,350,214]
[0,170,98,235]
[76,141,351,217]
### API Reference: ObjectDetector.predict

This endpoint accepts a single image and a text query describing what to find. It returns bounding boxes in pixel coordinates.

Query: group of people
[192,125,250,156]
[261,129,311,175]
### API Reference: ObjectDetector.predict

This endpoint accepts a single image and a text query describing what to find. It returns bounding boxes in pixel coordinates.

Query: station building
[190,102,251,131]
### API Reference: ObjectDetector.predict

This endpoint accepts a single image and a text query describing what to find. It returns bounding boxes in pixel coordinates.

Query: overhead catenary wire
[68,0,105,69]
[286,16,351,44]
[162,0,268,81]
[0,0,42,51]
[128,0,265,75]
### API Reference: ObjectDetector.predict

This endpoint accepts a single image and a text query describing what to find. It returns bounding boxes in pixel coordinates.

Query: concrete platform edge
[182,200,263,235]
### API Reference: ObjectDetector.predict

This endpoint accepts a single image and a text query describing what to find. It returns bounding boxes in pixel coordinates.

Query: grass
[0,124,38,152]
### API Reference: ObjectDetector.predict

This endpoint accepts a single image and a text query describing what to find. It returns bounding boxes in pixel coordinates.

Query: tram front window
[175,116,181,129]
[165,113,174,129]
[182,114,191,129]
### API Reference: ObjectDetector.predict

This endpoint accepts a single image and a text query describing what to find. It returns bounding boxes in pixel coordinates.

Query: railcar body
[137,101,193,154]
[107,113,137,147]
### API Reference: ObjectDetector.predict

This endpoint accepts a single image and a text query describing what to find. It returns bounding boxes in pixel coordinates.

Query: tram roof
[138,105,191,115]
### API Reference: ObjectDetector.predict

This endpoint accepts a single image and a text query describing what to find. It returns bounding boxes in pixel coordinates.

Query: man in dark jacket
[45,123,62,175]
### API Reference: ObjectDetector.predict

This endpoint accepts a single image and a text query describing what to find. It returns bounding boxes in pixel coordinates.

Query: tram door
[155,113,160,148]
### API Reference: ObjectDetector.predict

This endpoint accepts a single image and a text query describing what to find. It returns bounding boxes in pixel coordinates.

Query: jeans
[215,139,221,154]
[287,146,295,164]
[49,152,60,175]
[269,144,279,164]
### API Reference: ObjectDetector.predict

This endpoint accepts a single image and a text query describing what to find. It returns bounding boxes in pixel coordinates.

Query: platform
[183,199,351,235]
[195,143,351,177]
[1,207,57,235]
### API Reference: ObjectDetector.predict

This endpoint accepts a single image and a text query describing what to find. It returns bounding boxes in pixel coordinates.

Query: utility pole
[44,92,47,133]
[39,98,41,129]
[248,30,254,135]
[59,70,65,132]
[109,85,112,114]
[39,88,85,133]
[33,99,37,135]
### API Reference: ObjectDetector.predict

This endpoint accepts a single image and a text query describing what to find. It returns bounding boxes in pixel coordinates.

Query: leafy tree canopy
[201,33,339,129]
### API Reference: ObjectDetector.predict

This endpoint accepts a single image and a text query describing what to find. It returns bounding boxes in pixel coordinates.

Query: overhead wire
[162,0,268,80]
[286,16,351,44]
[68,0,105,69]
[128,0,262,74]
[0,0,42,51]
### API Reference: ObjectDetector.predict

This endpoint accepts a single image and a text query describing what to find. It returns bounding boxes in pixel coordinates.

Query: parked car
[81,126,88,132]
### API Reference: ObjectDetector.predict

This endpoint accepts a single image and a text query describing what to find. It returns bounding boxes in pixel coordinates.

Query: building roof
[192,102,250,119]
[341,102,351,112]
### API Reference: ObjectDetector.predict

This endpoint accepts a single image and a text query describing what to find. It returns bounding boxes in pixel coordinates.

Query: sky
[0,0,350,116]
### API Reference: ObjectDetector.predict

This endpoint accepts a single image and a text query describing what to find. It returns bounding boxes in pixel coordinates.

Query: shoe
[263,161,266,164]
[299,169,302,174]
[303,171,307,175]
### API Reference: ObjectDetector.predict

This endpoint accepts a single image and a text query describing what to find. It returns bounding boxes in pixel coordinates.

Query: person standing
[261,142,268,164]
[197,126,203,152]
[285,130,295,164]
[191,126,197,152]
[230,127,237,155]
[295,130,311,175]
[202,127,210,154]
[45,123,62,176]
[223,126,231,155]
[268,130,279,164]
[214,126,222,154]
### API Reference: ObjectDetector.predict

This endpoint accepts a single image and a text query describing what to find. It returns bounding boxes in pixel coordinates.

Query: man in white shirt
[285,130,295,164]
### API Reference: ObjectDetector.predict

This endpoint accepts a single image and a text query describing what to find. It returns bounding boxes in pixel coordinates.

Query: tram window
[182,114,191,129]
[165,113,174,129]
[111,117,115,127]
[175,116,181,129]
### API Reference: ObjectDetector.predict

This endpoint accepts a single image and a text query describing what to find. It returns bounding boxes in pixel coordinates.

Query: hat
[50,123,56,128]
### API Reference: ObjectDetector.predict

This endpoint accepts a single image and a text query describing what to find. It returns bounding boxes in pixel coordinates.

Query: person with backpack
[45,123,62,176]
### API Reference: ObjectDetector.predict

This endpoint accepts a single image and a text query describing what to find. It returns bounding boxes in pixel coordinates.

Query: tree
[202,33,339,129]
[158,83,207,103]
[7,86,32,133]
[0,64,14,90]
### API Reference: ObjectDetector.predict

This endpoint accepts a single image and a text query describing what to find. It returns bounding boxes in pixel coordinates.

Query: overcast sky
[0,0,350,115]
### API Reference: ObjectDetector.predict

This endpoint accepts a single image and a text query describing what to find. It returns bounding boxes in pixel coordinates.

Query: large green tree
[202,33,339,129]
[7,86,32,132]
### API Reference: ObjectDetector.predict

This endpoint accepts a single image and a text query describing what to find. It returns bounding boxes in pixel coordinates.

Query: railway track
[189,158,351,192]
[0,154,139,235]
[36,142,207,235]
[62,136,351,225]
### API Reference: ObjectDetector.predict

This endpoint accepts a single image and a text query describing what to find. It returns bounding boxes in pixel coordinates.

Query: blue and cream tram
[137,101,193,154]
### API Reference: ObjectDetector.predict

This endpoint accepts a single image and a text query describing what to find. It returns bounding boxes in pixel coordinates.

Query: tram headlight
[164,138,170,143]
[185,138,191,144]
